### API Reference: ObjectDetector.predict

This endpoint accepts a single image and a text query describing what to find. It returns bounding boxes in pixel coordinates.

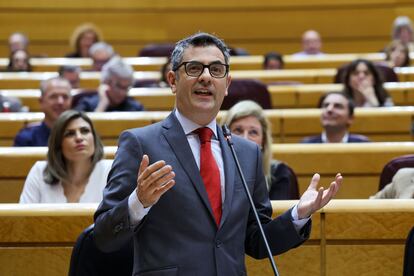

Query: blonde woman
[221,100,299,199]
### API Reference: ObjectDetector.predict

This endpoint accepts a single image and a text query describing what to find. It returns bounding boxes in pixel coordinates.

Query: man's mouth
[194,89,212,96]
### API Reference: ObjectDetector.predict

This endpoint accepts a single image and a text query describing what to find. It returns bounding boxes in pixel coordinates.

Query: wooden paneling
[246,246,320,276]
[5,82,414,112]
[0,1,413,56]
[0,200,412,276]
[0,142,414,202]
[325,245,404,276]
[0,247,72,276]
[0,107,412,147]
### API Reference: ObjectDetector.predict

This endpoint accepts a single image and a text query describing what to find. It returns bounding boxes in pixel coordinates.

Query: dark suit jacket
[94,112,310,276]
[301,133,370,143]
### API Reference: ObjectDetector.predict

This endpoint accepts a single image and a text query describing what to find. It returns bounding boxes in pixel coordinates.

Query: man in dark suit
[74,56,144,112]
[94,32,342,275]
[302,91,370,143]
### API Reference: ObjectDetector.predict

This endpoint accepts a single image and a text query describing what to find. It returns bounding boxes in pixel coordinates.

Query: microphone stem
[222,125,279,276]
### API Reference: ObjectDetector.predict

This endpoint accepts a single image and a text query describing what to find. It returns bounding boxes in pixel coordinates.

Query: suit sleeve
[244,145,311,259]
[93,130,145,252]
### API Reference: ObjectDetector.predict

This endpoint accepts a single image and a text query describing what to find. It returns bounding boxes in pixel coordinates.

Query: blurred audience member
[370,168,414,199]
[14,77,72,146]
[385,40,411,68]
[7,49,32,72]
[89,42,115,71]
[0,94,23,112]
[8,32,29,53]
[263,52,284,70]
[20,110,112,203]
[392,16,414,52]
[134,58,172,88]
[74,56,144,112]
[221,100,299,200]
[302,92,370,143]
[59,65,81,89]
[66,23,102,58]
[293,30,324,57]
[158,58,172,87]
[342,59,393,107]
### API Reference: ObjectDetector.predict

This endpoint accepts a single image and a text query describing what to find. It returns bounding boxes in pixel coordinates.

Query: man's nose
[198,67,211,81]
[56,96,65,104]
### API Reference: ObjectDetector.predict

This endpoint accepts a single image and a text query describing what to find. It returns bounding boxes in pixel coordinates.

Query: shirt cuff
[291,204,310,232]
[128,189,151,227]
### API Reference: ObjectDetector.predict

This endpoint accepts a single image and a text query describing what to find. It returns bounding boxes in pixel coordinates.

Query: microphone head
[221,124,232,139]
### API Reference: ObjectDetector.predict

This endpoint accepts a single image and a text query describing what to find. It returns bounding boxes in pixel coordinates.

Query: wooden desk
[3,82,414,112]
[272,142,414,198]
[0,107,412,147]
[1,142,414,202]
[0,68,412,89]
[0,200,412,276]
[0,53,399,72]
[0,111,168,146]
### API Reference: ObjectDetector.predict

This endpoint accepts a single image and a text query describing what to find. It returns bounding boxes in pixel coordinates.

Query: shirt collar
[321,131,349,143]
[174,109,218,139]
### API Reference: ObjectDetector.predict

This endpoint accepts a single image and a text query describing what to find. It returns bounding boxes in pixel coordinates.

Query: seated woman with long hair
[220,100,299,200]
[342,59,393,107]
[385,40,411,68]
[20,110,112,203]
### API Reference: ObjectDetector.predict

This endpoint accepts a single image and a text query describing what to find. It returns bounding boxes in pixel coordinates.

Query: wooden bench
[271,142,414,198]
[4,82,414,111]
[0,107,411,147]
[0,200,412,275]
[1,142,414,202]
[0,68,413,89]
[0,111,169,146]
[0,53,396,72]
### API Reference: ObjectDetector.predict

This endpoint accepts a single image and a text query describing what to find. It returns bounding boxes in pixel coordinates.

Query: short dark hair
[342,59,389,106]
[58,65,81,76]
[263,52,284,69]
[43,110,104,185]
[171,32,230,72]
[318,91,355,117]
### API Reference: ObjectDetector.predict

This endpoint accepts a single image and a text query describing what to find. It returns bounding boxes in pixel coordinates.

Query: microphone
[222,124,279,276]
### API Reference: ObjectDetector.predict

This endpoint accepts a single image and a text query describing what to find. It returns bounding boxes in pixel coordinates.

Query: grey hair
[58,65,81,76]
[100,56,134,83]
[8,32,29,46]
[170,32,230,72]
[392,16,414,40]
[89,41,114,57]
[220,100,272,179]
[40,76,72,97]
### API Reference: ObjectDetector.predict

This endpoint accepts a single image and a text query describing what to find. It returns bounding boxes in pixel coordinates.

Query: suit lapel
[162,112,217,224]
[217,126,236,228]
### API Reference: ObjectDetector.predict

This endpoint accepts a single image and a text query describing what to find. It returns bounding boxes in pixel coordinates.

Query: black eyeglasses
[173,61,229,78]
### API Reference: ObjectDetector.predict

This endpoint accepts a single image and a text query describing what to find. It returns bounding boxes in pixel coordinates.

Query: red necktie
[196,127,222,226]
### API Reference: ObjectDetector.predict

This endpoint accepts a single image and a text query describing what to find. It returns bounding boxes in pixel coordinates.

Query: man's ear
[224,74,232,96]
[167,71,177,94]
